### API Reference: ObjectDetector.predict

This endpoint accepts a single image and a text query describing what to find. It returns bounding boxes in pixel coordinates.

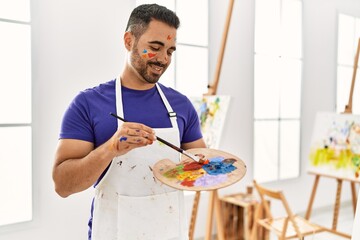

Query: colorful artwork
[153,148,246,191]
[309,112,360,178]
[191,96,231,149]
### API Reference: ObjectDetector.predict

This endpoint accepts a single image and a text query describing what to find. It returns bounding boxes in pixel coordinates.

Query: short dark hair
[125,4,180,39]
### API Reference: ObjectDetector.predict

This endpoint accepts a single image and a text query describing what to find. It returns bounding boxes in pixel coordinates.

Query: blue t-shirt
[59,79,203,239]
[60,79,202,146]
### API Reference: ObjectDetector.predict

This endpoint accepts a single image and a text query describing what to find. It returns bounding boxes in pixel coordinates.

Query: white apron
[92,77,187,240]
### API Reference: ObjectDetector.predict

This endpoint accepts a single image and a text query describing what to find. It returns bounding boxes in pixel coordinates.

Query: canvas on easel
[305,38,359,239]
[191,95,231,149]
[309,112,360,179]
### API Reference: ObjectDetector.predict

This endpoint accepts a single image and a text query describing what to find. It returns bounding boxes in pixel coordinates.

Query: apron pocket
[92,190,118,240]
[117,191,185,240]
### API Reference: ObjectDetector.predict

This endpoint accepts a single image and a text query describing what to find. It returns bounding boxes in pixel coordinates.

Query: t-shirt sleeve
[181,97,203,144]
[59,92,94,142]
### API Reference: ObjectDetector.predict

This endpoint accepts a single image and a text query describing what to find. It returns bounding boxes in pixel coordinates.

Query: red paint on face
[147,52,157,58]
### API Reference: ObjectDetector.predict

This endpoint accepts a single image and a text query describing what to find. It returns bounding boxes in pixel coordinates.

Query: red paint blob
[183,162,203,171]
[181,179,195,187]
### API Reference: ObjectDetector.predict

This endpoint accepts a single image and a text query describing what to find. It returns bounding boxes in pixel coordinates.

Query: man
[52,4,206,240]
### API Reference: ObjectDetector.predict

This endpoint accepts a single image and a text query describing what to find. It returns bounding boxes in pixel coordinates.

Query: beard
[130,46,168,84]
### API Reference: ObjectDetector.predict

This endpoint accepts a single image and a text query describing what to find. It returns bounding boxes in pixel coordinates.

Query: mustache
[148,61,166,68]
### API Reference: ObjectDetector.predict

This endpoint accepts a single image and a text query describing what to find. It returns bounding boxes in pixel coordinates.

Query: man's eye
[150,47,160,51]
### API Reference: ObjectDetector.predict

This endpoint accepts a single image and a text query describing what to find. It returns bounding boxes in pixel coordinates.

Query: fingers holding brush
[109,122,156,155]
[109,113,202,162]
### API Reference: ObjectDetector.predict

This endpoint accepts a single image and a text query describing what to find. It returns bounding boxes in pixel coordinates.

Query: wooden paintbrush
[110,112,201,162]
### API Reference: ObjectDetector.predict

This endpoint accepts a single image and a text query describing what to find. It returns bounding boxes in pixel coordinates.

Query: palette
[153,148,246,191]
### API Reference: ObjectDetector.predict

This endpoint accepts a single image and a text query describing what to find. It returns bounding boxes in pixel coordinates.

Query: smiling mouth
[149,63,164,74]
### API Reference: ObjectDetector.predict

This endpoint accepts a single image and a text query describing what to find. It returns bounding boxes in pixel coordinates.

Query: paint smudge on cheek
[148,52,157,58]
[142,49,148,58]
[141,49,157,59]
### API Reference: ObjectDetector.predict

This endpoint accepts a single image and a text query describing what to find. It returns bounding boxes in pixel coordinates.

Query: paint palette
[153,148,247,191]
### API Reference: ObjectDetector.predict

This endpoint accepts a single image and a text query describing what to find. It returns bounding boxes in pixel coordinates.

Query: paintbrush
[109,112,201,162]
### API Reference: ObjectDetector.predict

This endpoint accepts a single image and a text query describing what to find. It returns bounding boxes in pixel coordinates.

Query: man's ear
[124,31,134,51]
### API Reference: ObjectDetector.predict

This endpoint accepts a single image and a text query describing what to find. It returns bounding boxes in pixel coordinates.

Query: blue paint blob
[119,136,128,142]
[208,156,225,162]
[202,161,237,175]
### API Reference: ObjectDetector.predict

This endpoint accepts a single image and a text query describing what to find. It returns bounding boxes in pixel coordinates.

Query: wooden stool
[219,187,268,240]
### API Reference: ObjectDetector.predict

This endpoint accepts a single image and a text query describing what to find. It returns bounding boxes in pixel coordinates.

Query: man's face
[129,20,177,84]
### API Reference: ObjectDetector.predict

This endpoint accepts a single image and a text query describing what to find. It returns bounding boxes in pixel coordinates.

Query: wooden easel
[343,38,360,114]
[305,171,355,239]
[304,37,360,239]
[188,0,235,239]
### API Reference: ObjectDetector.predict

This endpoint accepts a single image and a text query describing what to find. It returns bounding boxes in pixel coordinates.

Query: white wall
[1,0,134,239]
[1,0,360,239]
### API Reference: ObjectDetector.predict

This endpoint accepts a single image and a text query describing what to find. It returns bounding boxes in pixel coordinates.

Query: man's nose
[156,51,169,64]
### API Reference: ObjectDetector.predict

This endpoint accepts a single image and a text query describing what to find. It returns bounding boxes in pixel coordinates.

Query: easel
[188,0,235,239]
[304,37,360,239]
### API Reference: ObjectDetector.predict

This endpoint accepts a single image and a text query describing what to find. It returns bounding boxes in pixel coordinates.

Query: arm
[181,138,206,150]
[52,122,156,198]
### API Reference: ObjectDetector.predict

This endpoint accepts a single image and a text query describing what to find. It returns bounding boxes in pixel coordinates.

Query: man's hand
[108,122,156,155]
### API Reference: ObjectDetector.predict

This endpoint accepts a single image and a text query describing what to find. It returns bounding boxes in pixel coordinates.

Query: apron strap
[116,77,179,131]
[155,83,178,129]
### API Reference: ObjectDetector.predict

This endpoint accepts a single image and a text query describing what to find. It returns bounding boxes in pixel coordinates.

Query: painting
[191,95,231,149]
[153,148,246,191]
[309,112,360,178]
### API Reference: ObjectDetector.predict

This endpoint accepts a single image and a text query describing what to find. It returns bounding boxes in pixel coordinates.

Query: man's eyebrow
[148,41,165,46]
[148,41,176,51]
